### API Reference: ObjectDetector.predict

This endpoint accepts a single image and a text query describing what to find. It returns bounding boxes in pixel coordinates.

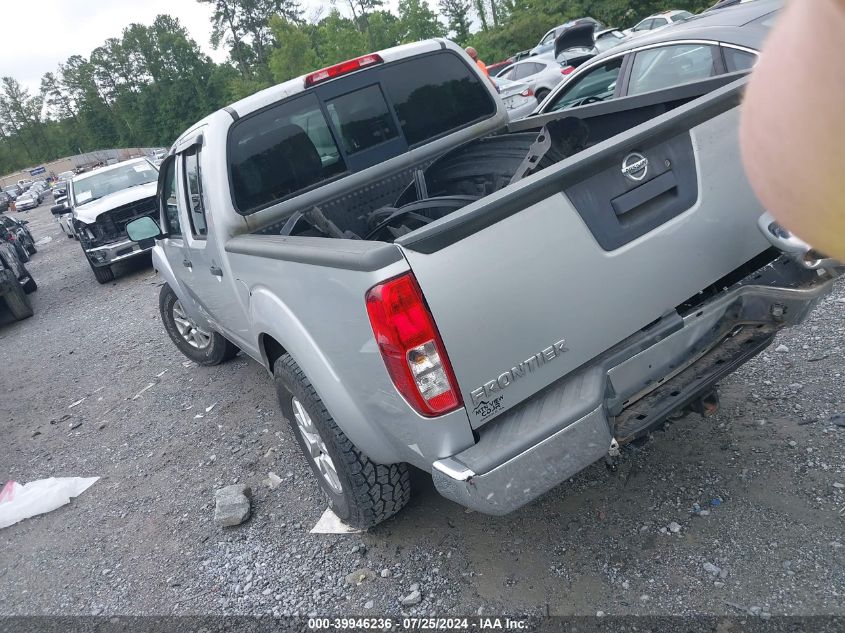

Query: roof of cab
[171,39,456,150]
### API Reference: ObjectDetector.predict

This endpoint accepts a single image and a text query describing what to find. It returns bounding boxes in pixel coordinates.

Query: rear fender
[249,286,403,464]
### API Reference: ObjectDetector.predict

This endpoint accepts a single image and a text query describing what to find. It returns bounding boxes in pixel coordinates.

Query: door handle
[209,265,223,277]
[182,259,192,268]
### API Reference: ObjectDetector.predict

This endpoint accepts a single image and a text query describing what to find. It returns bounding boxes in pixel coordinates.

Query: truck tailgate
[397,81,770,428]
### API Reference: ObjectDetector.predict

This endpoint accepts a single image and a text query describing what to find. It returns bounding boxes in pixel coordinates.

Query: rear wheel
[535,88,550,103]
[1,270,33,321]
[273,353,411,528]
[159,283,238,365]
[25,238,36,255]
[13,243,29,263]
[89,259,114,284]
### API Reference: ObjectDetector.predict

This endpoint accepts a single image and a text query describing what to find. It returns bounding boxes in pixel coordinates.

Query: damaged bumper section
[432,255,841,515]
[84,237,152,266]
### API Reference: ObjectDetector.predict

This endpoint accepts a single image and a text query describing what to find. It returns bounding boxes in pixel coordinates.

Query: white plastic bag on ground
[310,507,363,534]
[0,477,99,529]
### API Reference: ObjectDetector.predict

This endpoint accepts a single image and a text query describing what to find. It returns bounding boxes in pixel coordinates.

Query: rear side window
[723,47,757,72]
[627,44,719,96]
[380,54,496,147]
[183,149,208,237]
[229,93,347,214]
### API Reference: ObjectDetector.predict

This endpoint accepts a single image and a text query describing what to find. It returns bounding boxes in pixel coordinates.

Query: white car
[493,57,573,104]
[625,10,694,37]
[493,78,539,121]
[15,191,40,211]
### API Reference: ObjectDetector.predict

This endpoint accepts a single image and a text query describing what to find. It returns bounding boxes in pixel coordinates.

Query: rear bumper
[432,256,840,515]
[85,238,152,266]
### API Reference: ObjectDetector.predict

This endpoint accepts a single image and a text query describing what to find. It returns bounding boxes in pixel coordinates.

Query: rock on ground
[214,484,252,527]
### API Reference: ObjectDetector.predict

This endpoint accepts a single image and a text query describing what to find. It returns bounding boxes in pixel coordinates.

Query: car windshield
[72,161,158,206]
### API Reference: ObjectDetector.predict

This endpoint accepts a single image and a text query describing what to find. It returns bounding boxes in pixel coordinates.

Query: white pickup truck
[127,39,841,528]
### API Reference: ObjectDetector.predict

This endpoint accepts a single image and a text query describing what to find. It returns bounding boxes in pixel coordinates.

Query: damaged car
[57,158,160,283]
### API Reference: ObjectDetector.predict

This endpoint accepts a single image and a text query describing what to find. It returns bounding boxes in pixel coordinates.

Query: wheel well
[260,334,287,371]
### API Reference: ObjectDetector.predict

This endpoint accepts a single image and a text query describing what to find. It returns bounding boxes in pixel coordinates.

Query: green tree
[268,16,319,82]
[313,10,369,65]
[398,0,446,43]
[439,0,472,43]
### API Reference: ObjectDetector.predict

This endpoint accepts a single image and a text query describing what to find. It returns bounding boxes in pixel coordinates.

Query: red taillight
[366,273,462,417]
[304,54,384,87]
[561,65,575,75]
[519,87,534,97]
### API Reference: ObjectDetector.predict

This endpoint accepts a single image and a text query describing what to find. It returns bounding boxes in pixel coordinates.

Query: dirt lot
[1,201,843,618]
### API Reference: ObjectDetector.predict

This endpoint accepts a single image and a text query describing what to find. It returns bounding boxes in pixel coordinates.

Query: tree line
[0,0,710,175]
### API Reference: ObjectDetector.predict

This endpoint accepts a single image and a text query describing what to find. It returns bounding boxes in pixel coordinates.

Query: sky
[1,1,230,95]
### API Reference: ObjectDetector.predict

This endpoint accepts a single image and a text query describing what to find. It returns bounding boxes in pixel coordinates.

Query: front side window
[229,93,347,214]
[381,53,496,147]
[183,149,207,237]
[546,57,623,111]
[540,30,556,44]
[160,158,181,237]
[71,160,158,206]
[325,84,399,154]
[627,44,719,96]
[652,17,668,27]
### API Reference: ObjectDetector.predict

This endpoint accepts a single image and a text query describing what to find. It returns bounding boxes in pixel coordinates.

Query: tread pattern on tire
[277,354,411,528]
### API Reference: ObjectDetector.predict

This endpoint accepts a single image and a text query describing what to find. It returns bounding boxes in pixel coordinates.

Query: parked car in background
[0,234,37,322]
[625,10,695,37]
[487,50,531,76]
[0,215,36,257]
[57,170,75,182]
[0,222,31,263]
[14,190,40,211]
[706,0,757,11]
[492,77,539,120]
[535,0,771,114]
[0,192,9,213]
[3,185,21,201]
[529,17,603,56]
[58,157,160,283]
[494,57,572,102]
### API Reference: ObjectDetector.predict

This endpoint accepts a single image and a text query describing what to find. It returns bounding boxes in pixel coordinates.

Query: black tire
[1,270,33,320]
[89,259,114,284]
[14,243,29,263]
[158,283,238,365]
[535,89,550,103]
[273,353,411,528]
[26,239,36,255]
[66,233,73,239]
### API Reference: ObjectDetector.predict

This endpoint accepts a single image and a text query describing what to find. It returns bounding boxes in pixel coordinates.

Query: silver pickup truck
[127,39,842,528]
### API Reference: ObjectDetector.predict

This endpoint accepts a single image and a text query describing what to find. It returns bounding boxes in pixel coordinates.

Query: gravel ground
[0,201,843,618]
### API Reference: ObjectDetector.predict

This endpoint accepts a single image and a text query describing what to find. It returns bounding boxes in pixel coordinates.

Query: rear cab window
[228,51,496,215]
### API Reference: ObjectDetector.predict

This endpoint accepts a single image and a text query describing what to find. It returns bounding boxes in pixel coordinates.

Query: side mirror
[126,216,163,249]
[50,204,68,216]
[20,220,29,225]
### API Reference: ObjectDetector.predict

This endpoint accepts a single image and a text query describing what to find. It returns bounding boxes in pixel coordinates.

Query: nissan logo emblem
[621,152,649,182]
